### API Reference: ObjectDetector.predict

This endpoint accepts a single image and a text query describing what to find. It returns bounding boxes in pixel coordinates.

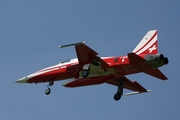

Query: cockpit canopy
[59,58,78,64]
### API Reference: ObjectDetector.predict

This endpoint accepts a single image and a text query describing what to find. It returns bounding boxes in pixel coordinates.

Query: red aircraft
[16,30,168,101]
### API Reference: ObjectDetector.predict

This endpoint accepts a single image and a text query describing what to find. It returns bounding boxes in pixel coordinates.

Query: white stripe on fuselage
[25,57,113,79]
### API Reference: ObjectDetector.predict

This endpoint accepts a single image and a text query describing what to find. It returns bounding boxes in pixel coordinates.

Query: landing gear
[114,80,124,101]
[81,69,89,78]
[45,88,51,95]
[81,64,90,78]
[114,93,121,101]
[45,81,53,95]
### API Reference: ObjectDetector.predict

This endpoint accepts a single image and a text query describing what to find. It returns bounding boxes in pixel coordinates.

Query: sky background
[0,1,179,120]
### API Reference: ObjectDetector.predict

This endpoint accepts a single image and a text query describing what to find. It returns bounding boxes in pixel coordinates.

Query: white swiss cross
[148,45,157,53]
[122,58,125,62]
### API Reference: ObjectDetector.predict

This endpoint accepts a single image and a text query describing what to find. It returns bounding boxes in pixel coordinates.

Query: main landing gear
[45,81,53,95]
[81,69,89,78]
[81,64,90,78]
[114,80,124,101]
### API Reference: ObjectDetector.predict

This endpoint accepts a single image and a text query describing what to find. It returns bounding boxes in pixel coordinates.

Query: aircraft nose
[16,77,29,83]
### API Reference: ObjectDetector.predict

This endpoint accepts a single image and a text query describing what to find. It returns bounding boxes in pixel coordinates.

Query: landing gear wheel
[81,69,89,78]
[45,81,53,95]
[113,80,124,101]
[45,88,51,95]
[114,93,121,101]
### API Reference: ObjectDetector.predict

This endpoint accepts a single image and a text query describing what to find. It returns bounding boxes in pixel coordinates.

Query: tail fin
[133,30,158,55]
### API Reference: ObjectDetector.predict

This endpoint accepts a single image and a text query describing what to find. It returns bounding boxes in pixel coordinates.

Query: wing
[107,77,148,92]
[75,43,110,68]
[59,42,110,68]
[75,43,97,64]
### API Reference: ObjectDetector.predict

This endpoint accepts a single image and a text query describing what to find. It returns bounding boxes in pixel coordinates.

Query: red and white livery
[16,30,169,101]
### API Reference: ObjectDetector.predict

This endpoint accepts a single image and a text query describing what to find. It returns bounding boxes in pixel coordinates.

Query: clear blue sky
[1,1,179,120]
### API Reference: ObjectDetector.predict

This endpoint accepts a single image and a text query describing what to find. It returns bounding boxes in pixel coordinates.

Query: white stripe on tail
[133,30,158,55]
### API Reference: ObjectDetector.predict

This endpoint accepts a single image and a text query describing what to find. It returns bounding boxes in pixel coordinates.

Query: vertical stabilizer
[133,30,158,55]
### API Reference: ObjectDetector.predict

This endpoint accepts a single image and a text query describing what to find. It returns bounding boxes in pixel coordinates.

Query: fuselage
[17,55,129,83]
[17,53,167,84]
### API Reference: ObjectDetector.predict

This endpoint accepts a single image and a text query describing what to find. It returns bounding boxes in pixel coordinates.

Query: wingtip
[123,90,152,96]
[58,41,87,48]
[82,41,87,44]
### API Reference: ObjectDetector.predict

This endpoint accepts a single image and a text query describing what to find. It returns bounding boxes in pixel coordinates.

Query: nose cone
[16,77,29,83]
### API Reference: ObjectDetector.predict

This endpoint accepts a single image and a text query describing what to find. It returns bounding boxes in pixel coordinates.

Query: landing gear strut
[114,80,124,101]
[45,81,53,95]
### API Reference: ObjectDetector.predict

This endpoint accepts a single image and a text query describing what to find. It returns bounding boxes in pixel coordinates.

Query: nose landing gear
[45,88,51,95]
[45,81,54,95]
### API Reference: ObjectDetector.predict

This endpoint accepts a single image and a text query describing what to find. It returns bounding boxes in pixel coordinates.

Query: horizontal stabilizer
[123,90,152,96]
[128,53,168,80]
[144,69,168,80]
[128,53,145,63]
